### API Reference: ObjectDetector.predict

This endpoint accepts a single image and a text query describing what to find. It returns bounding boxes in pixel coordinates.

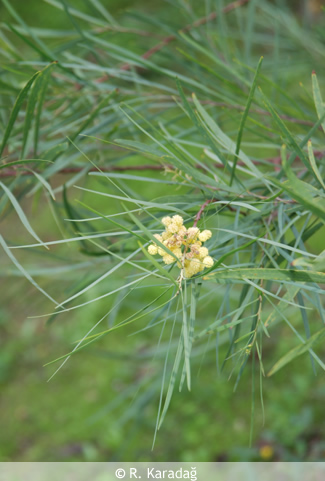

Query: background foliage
[1,0,325,462]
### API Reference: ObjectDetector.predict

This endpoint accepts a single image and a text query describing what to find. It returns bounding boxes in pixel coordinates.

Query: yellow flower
[146,215,213,279]
[161,216,172,226]
[167,223,179,234]
[172,215,183,226]
[173,248,183,259]
[187,227,199,240]
[163,254,175,265]
[148,245,158,255]
[199,230,212,242]
[162,231,170,240]
[199,246,209,258]
[203,256,214,268]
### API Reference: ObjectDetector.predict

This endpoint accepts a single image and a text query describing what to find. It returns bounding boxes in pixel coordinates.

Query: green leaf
[0,159,52,171]
[111,139,165,159]
[199,234,264,277]
[259,87,312,173]
[72,89,118,140]
[205,267,325,284]
[138,242,177,287]
[76,200,147,243]
[0,181,48,248]
[268,148,325,223]
[307,140,325,190]
[311,71,325,134]
[191,92,268,185]
[231,56,263,183]
[268,328,325,376]
[0,235,57,304]
[181,282,191,390]
[22,62,57,158]
[33,62,58,155]
[158,334,183,429]
[28,169,56,200]
[0,70,40,158]
[75,186,187,215]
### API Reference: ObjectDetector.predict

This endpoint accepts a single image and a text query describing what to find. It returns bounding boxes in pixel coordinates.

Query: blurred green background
[1,0,325,462]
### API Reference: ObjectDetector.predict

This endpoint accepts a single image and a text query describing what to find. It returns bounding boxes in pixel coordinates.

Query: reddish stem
[1,149,323,179]
[193,199,215,227]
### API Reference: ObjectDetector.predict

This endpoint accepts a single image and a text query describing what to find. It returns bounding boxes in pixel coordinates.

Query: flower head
[148,244,158,255]
[199,230,212,242]
[202,256,214,268]
[161,216,172,226]
[167,222,179,234]
[199,246,209,258]
[172,215,184,226]
[147,215,214,278]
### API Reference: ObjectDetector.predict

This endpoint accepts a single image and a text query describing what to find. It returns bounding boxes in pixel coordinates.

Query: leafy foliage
[1,0,325,440]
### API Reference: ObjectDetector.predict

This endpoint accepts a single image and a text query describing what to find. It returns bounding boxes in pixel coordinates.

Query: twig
[96,0,251,83]
[93,26,162,38]
[193,199,215,227]
[1,149,323,179]
[0,164,169,179]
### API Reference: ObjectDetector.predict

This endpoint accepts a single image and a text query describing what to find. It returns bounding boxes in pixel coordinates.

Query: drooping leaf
[268,328,325,376]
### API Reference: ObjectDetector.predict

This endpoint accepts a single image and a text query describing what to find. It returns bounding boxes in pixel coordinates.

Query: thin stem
[2,150,322,179]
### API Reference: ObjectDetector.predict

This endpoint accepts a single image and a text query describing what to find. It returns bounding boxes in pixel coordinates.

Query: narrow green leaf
[0,159,52,171]
[268,328,325,376]
[199,234,264,277]
[264,285,300,327]
[0,181,48,248]
[268,149,325,223]
[0,235,57,304]
[259,87,311,172]
[22,63,57,158]
[28,170,56,200]
[158,334,183,429]
[75,186,187,215]
[311,71,325,134]
[231,56,263,184]
[191,93,268,185]
[181,283,191,391]
[112,138,165,159]
[72,90,118,140]
[76,200,147,243]
[0,70,40,157]
[138,242,178,287]
[33,62,58,155]
[205,267,325,284]
[307,140,325,190]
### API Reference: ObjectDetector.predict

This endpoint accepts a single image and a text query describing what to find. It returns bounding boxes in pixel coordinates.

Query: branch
[193,199,215,227]
[96,0,251,83]
[0,163,168,179]
[1,150,323,179]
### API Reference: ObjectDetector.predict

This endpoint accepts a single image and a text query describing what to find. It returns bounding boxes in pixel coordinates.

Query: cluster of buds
[147,215,214,278]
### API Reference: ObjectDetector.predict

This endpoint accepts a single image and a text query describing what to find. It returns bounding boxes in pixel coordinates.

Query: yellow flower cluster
[147,215,213,278]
